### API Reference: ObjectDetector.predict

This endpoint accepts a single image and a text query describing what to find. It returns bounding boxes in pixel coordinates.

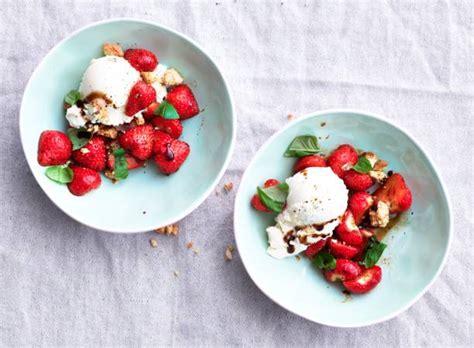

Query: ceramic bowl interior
[234,110,451,327]
[20,19,235,232]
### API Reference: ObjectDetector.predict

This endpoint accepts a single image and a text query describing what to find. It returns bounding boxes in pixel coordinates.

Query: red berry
[153,130,174,154]
[342,266,382,294]
[106,152,145,171]
[325,259,362,282]
[263,179,280,188]
[125,81,156,116]
[327,144,358,178]
[335,210,363,246]
[348,191,374,225]
[304,239,327,259]
[293,155,327,173]
[328,238,361,259]
[343,169,374,191]
[166,84,199,120]
[67,166,101,196]
[37,130,72,166]
[119,124,155,160]
[124,48,158,72]
[153,139,190,174]
[71,136,106,171]
[373,173,413,214]
[143,101,160,120]
[152,117,183,139]
[251,194,270,212]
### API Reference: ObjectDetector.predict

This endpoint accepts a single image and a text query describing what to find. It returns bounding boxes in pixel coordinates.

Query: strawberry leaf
[45,165,73,184]
[284,135,320,157]
[113,148,129,180]
[360,237,387,268]
[64,90,82,106]
[313,251,336,270]
[257,183,289,213]
[67,128,91,150]
[352,157,373,173]
[154,101,180,119]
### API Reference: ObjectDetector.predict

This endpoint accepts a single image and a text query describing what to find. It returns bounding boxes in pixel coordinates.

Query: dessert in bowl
[20,19,235,232]
[234,110,451,327]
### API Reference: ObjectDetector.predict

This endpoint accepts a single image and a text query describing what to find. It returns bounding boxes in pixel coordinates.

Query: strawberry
[293,155,327,173]
[166,84,199,120]
[124,48,158,72]
[251,179,280,212]
[37,130,72,166]
[343,169,374,191]
[304,239,327,259]
[67,165,101,196]
[125,81,156,116]
[71,136,106,171]
[336,210,363,246]
[154,139,190,174]
[373,173,413,214]
[143,101,160,120]
[119,124,155,160]
[328,239,361,259]
[324,259,362,282]
[106,152,145,171]
[342,265,382,294]
[153,130,174,154]
[327,144,358,178]
[152,117,183,139]
[348,191,374,225]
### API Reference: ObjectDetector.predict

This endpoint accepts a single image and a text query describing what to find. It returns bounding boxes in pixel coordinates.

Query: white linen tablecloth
[0,0,472,346]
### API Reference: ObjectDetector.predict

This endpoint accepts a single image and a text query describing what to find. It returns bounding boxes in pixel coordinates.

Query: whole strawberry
[152,116,183,139]
[343,169,374,191]
[124,48,158,72]
[154,139,190,174]
[71,136,106,171]
[119,124,155,160]
[37,130,72,166]
[125,81,156,116]
[166,84,199,120]
[327,144,358,178]
[68,165,101,196]
[153,130,174,154]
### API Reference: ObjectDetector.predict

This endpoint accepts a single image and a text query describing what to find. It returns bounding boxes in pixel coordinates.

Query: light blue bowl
[234,110,452,327]
[20,19,235,233]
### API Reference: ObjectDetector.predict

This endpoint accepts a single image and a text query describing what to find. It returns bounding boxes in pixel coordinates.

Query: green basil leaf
[256,183,289,213]
[352,156,373,173]
[154,101,180,119]
[361,237,387,268]
[45,166,73,184]
[284,135,320,157]
[64,90,82,106]
[113,148,129,180]
[313,251,336,270]
[67,128,91,150]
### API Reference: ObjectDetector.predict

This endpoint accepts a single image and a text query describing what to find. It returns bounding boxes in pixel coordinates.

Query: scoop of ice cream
[267,167,348,259]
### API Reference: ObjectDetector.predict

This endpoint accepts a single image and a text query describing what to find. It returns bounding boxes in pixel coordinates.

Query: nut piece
[362,152,378,167]
[369,170,387,183]
[224,245,235,261]
[369,201,390,228]
[155,223,179,236]
[161,68,183,87]
[223,182,233,192]
[103,43,124,57]
[141,71,159,84]
[174,270,179,277]
[149,238,158,248]
[80,147,90,154]
[134,116,145,126]
[97,126,118,139]
[373,159,388,171]
[186,242,194,249]
[287,113,296,121]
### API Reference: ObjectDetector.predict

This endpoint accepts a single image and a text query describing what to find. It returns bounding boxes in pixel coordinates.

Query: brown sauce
[373,213,404,241]
[84,91,112,104]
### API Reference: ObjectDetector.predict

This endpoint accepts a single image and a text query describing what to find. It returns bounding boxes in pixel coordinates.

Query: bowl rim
[233,108,453,328]
[19,18,236,233]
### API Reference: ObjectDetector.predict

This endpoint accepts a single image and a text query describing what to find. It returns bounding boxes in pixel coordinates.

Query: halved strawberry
[119,124,155,160]
[293,155,327,173]
[327,144,358,178]
[250,179,280,212]
[153,139,190,174]
[71,136,106,172]
[124,48,158,72]
[373,173,412,214]
[343,169,374,191]
[143,101,160,120]
[106,152,145,171]
[328,238,360,259]
[304,239,327,259]
[125,81,156,116]
[166,84,199,120]
[152,117,183,139]
[324,259,361,282]
[335,210,363,246]
[348,191,374,225]
[342,265,382,294]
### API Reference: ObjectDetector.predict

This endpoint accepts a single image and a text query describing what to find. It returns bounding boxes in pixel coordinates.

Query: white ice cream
[266,167,349,259]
